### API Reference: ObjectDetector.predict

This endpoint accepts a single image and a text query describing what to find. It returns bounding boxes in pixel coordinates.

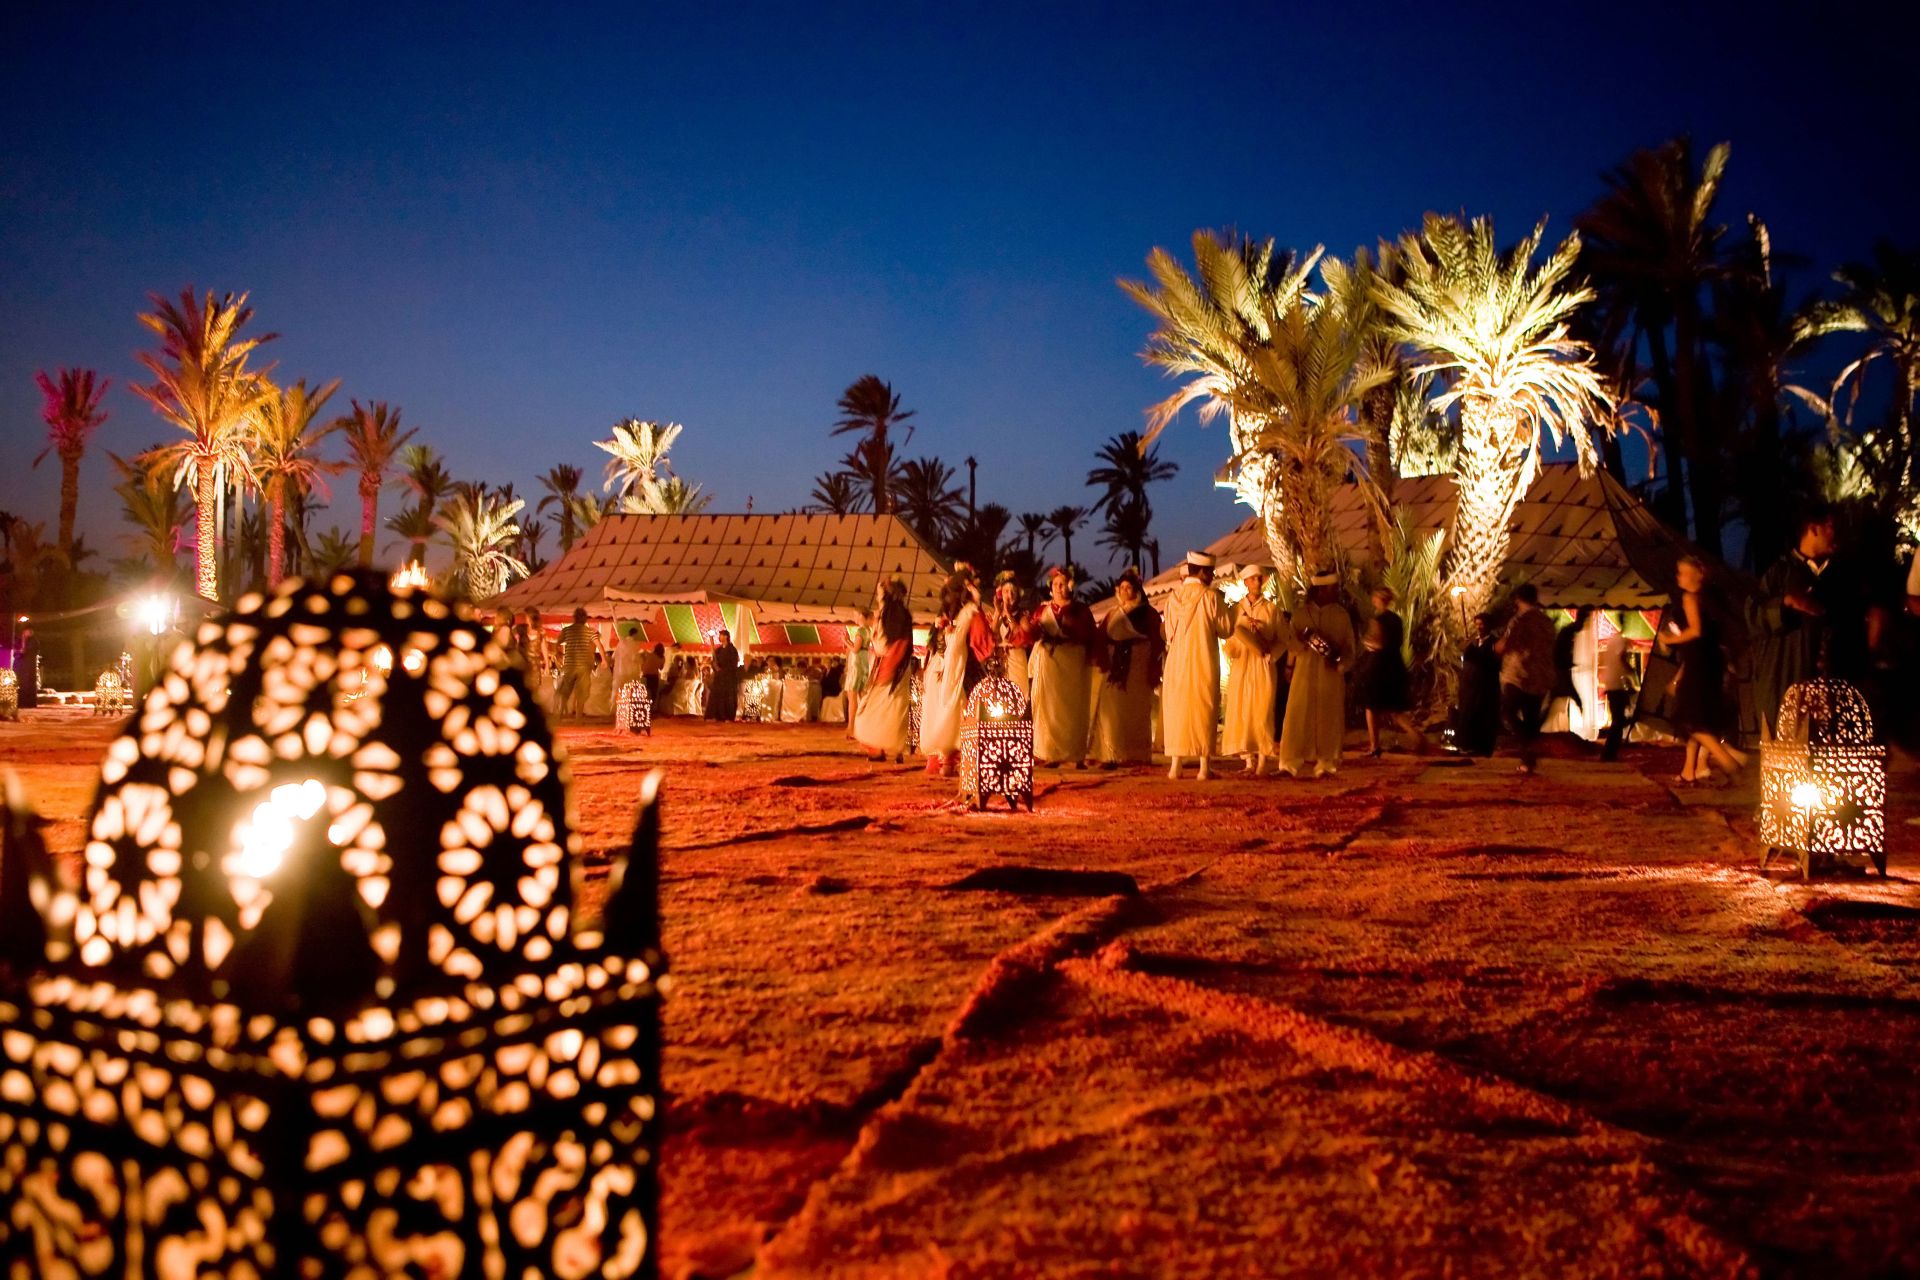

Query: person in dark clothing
[706,629,740,721]
[1747,509,1868,738]
[16,629,38,709]
[1495,585,1557,774]
[1663,556,1750,784]
[1452,612,1502,756]
[1550,605,1591,725]
[1357,586,1424,756]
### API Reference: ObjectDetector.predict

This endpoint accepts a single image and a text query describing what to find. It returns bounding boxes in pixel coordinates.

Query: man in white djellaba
[1160,551,1234,780]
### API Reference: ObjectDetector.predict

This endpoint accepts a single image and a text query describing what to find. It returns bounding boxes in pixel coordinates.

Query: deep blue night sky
[2,2,1908,569]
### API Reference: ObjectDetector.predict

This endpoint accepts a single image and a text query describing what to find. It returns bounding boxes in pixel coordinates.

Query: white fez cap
[1185,551,1215,569]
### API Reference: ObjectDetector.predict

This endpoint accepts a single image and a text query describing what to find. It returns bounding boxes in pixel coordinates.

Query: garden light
[1760,677,1887,881]
[959,670,1035,812]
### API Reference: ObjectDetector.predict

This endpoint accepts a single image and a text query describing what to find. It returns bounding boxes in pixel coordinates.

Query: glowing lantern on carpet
[616,679,653,736]
[959,672,1035,812]
[0,570,664,1278]
[0,669,15,721]
[92,668,130,717]
[1759,677,1886,880]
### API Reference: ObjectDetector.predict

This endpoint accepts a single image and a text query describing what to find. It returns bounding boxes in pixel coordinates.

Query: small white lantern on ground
[615,679,653,736]
[1759,677,1887,880]
[959,672,1035,812]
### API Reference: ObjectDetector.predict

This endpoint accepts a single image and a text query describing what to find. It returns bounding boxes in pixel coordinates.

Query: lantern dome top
[1776,677,1876,747]
[74,570,579,1015]
[966,672,1029,721]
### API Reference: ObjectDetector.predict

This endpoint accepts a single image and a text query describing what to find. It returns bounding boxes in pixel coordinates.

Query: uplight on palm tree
[831,376,915,514]
[1373,213,1615,647]
[132,289,277,600]
[34,368,111,559]
[253,379,343,584]
[435,489,528,600]
[337,401,418,568]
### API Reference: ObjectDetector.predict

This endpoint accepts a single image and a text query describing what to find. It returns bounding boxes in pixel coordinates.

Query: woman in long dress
[1089,570,1161,766]
[990,572,1033,695]
[842,604,874,737]
[1356,585,1425,756]
[584,651,614,718]
[1027,566,1096,767]
[919,574,993,777]
[1221,565,1281,774]
[1661,555,1749,785]
[854,579,914,761]
[1161,553,1234,780]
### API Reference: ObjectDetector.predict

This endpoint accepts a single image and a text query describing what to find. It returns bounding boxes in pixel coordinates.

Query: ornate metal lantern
[958,673,1035,812]
[615,679,653,736]
[0,669,15,721]
[93,669,131,717]
[907,670,923,755]
[1759,677,1887,880]
[738,672,780,722]
[0,570,664,1279]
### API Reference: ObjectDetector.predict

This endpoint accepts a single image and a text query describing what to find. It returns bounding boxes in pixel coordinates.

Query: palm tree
[568,492,608,538]
[1017,511,1051,559]
[1044,505,1090,571]
[435,489,528,600]
[398,443,453,510]
[949,502,1012,578]
[336,401,417,567]
[253,378,343,584]
[1798,239,1920,498]
[384,500,438,565]
[807,471,867,515]
[33,368,110,558]
[519,519,548,575]
[132,289,277,600]
[1,521,68,612]
[895,456,966,548]
[538,464,586,551]
[1120,232,1390,578]
[840,438,904,516]
[831,376,916,514]
[1097,494,1152,571]
[307,527,360,576]
[597,418,682,502]
[110,453,191,573]
[1085,430,1178,568]
[1575,138,1732,551]
[647,475,712,515]
[1374,214,1615,652]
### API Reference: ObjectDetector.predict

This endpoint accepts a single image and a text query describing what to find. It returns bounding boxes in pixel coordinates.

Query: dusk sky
[3,2,1908,571]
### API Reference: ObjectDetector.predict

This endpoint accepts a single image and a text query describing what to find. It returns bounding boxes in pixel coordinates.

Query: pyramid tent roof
[488,513,950,622]
[1145,463,1708,610]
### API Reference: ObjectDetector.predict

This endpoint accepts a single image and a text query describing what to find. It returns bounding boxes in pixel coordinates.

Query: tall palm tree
[307,527,360,576]
[596,419,683,504]
[398,443,453,510]
[1085,430,1178,567]
[895,456,966,548]
[807,471,867,514]
[1120,232,1390,578]
[840,438,903,516]
[1017,511,1051,559]
[1,522,68,612]
[1575,138,1732,551]
[253,378,343,584]
[335,401,417,567]
[568,492,608,538]
[831,376,916,514]
[33,368,111,558]
[435,489,528,600]
[384,501,438,565]
[1044,505,1090,571]
[110,453,191,573]
[132,289,277,600]
[1798,239,1920,497]
[538,463,586,551]
[519,519,548,575]
[1097,494,1152,570]
[1374,214,1615,652]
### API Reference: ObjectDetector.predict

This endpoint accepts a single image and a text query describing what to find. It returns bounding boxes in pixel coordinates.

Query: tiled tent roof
[489,513,950,620]
[1145,463,1706,609]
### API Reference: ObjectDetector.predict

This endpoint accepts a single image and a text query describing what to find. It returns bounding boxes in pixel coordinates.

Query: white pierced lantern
[615,679,652,736]
[93,669,130,717]
[959,673,1035,812]
[1759,677,1886,879]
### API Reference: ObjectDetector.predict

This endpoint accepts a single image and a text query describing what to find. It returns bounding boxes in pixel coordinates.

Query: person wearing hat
[1162,551,1234,780]
[1027,565,1096,767]
[989,570,1034,694]
[1278,568,1356,777]
[1222,563,1282,775]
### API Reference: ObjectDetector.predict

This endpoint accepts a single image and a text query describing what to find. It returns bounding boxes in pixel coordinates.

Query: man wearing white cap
[1222,563,1281,775]
[1279,568,1355,776]
[1162,551,1233,780]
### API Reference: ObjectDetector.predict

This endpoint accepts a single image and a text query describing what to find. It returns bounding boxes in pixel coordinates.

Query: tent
[487,513,950,653]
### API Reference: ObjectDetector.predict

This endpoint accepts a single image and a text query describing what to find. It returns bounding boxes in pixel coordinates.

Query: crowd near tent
[487,513,950,654]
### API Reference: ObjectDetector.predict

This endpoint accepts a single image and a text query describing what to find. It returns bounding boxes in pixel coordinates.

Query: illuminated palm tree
[436,489,528,600]
[807,470,867,515]
[597,419,681,503]
[1798,239,1920,499]
[33,368,111,558]
[646,475,712,515]
[831,376,916,514]
[132,289,277,599]
[895,456,966,548]
[336,401,417,567]
[538,463,586,550]
[568,492,607,538]
[110,453,191,573]
[253,378,343,583]
[1373,214,1615,647]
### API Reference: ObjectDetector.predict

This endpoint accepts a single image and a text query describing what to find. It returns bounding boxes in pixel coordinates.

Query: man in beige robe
[1279,568,1355,777]
[1222,564,1281,775]
[1161,552,1233,780]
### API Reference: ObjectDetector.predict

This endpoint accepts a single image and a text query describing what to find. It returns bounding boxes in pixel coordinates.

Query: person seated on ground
[1659,555,1749,787]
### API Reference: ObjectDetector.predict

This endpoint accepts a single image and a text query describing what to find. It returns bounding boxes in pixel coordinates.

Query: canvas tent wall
[486,513,949,652]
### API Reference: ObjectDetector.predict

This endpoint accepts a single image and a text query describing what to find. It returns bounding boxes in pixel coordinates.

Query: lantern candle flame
[1790,780,1825,812]
[230,778,327,879]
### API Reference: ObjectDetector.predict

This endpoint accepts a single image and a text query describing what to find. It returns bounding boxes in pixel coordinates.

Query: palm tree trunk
[1895,352,1916,493]
[195,459,218,601]
[268,488,287,585]
[1362,383,1396,565]
[1435,399,1527,712]
[57,452,80,558]
[359,482,378,567]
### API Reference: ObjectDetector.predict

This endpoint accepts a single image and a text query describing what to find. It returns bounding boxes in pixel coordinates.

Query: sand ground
[4,712,1917,1278]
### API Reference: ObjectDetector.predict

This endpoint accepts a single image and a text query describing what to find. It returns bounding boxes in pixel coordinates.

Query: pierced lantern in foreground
[616,679,653,736]
[0,571,664,1279]
[0,669,15,721]
[93,669,131,717]
[958,671,1035,812]
[1759,677,1887,880]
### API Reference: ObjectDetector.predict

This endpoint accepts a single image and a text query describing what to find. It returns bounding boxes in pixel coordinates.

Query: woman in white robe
[1088,571,1161,766]
[920,576,993,776]
[1027,566,1095,767]
[1222,565,1281,773]
[1279,571,1356,777]
[855,580,914,760]
[584,653,614,719]
[1160,554,1233,779]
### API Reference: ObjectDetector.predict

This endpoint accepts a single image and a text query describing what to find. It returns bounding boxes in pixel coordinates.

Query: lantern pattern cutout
[907,670,923,755]
[0,570,664,1279]
[93,669,131,717]
[0,669,15,721]
[959,672,1035,812]
[738,672,780,722]
[616,679,653,736]
[1759,677,1887,880]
